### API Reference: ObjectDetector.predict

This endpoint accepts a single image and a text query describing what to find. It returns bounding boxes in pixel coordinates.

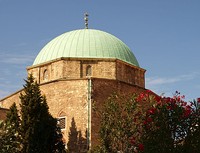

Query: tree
[95,93,152,153]
[20,74,65,153]
[0,103,21,153]
[183,99,200,153]
[141,92,200,153]
[94,91,200,153]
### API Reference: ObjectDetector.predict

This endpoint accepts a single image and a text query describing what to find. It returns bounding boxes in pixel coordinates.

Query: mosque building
[0,14,147,150]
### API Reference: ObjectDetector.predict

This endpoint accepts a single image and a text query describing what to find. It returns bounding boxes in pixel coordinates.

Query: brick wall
[1,58,146,150]
[27,58,117,84]
[116,60,145,88]
[0,91,22,109]
[0,79,89,143]
[91,78,146,147]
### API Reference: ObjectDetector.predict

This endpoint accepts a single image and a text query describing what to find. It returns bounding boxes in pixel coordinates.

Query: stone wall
[116,60,145,88]
[81,60,116,79]
[63,60,81,78]
[0,77,147,150]
[27,58,145,88]
[0,79,89,143]
[1,58,146,150]
[27,58,117,83]
[0,90,22,109]
[28,60,65,84]
[39,79,89,143]
[91,78,146,147]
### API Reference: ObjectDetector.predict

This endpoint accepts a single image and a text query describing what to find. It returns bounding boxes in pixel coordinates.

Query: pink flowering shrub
[93,91,200,153]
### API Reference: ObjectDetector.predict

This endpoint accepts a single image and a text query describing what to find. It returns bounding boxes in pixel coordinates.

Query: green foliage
[98,93,150,153]
[0,74,66,153]
[183,99,200,153]
[96,91,200,153]
[20,74,65,153]
[0,103,21,153]
[142,93,200,153]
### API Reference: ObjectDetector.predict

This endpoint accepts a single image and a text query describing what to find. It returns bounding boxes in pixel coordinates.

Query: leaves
[20,74,65,153]
[0,74,65,153]
[95,91,200,153]
[0,103,21,153]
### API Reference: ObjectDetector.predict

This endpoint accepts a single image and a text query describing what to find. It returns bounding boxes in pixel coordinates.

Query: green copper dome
[33,29,139,66]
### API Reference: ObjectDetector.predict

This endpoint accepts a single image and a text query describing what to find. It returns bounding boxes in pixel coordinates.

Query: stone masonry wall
[0,91,22,109]
[1,58,146,150]
[39,79,89,143]
[63,60,81,78]
[0,79,89,143]
[28,60,64,84]
[91,78,146,147]
[27,59,117,84]
[81,60,116,79]
[116,60,145,88]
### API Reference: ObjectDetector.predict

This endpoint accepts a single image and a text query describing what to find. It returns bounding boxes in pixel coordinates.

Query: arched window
[86,65,92,76]
[43,69,48,80]
[57,111,66,130]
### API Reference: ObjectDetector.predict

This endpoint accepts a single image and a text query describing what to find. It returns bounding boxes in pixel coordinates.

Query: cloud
[146,73,198,86]
[145,72,200,100]
[0,53,34,64]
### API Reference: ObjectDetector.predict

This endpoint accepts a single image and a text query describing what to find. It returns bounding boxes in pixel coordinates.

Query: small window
[57,111,66,130]
[57,117,66,130]
[43,69,48,80]
[86,65,92,76]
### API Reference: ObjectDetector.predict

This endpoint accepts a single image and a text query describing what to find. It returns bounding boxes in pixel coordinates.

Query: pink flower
[155,96,161,103]
[146,89,152,93]
[167,105,172,110]
[181,95,185,99]
[197,98,200,103]
[181,102,187,106]
[140,93,144,98]
[147,117,153,122]
[185,105,191,110]
[164,97,173,103]
[148,108,156,115]
[183,107,192,118]
[137,93,145,101]
[177,96,181,101]
[138,143,144,151]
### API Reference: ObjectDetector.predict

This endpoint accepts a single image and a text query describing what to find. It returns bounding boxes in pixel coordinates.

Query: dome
[33,29,139,67]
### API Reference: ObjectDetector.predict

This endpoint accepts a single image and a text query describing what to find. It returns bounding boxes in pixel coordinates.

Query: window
[43,69,48,80]
[57,117,66,129]
[57,111,66,130]
[86,65,92,76]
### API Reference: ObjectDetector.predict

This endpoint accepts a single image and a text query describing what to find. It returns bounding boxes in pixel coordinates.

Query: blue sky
[0,0,199,101]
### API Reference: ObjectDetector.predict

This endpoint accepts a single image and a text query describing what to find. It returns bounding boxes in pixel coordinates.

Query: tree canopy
[0,103,21,153]
[93,91,200,153]
[0,74,65,153]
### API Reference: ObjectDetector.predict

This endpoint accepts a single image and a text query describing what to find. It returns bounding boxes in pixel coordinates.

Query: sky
[0,0,200,101]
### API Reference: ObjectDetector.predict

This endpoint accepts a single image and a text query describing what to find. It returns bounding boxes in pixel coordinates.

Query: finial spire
[84,12,89,29]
